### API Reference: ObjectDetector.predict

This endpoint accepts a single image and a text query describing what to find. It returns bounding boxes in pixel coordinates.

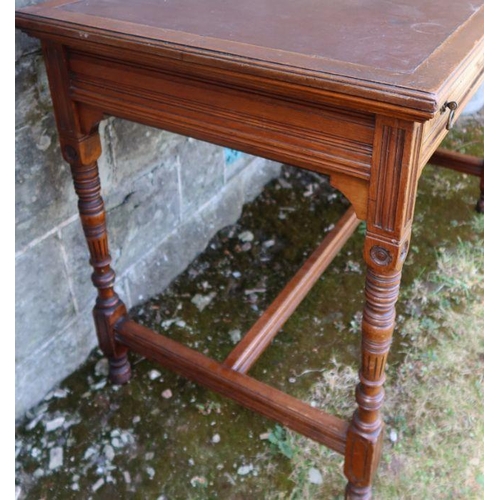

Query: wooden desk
[15,1,484,497]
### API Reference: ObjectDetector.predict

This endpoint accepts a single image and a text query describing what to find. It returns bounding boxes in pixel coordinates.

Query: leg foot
[345,483,372,500]
[475,195,484,213]
[109,352,132,385]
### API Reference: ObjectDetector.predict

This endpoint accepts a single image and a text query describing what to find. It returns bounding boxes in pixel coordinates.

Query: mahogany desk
[15,1,484,497]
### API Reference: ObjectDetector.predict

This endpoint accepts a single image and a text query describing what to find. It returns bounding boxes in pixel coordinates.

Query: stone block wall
[15,2,281,420]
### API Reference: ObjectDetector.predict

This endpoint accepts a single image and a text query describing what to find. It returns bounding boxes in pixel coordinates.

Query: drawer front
[420,53,484,171]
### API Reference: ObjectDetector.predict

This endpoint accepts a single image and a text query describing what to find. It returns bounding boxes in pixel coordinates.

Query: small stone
[247,293,258,304]
[191,292,217,312]
[123,470,131,483]
[49,447,63,470]
[244,288,266,295]
[190,476,207,487]
[308,467,323,485]
[33,468,45,478]
[263,239,275,248]
[91,379,107,390]
[238,230,254,242]
[145,452,155,461]
[92,478,105,492]
[229,329,242,344]
[121,431,135,444]
[26,414,44,431]
[148,369,162,381]
[237,464,253,476]
[146,466,155,478]
[389,429,398,443]
[303,184,315,197]
[56,388,70,399]
[95,358,109,377]
[84,447,97,460]
[104,444,115,461]
[211,434,221,444]
[232,271,241,278]
[240,242,252,252]
[36,133,51,151]
[161,317,188,329]
[132,416,141,424]
[31,447,41,458]
[70,483,80,491]
[161,318,177,329]
[278,178,292,189]
[288,377,296,384]
[33,402,49,417]
[161,389,173,399]
[44,390,55,401]
[259,432,270,440]
[111,438,124,448]
[45,416,65,432]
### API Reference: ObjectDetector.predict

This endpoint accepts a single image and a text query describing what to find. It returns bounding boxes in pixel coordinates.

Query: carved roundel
[63,144,78,162]
[370,245,392,266]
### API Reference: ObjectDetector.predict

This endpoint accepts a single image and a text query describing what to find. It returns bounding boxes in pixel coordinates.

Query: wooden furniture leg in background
[429,148,484,213]
[43,42,131,385]
[65,134,132,385]
[476,164,484,213]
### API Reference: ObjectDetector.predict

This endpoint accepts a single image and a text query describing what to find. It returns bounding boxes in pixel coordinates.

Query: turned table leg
[343,116,421,498]
[64,137,132,384]
[41,41,131,385]
[344,265,401,499]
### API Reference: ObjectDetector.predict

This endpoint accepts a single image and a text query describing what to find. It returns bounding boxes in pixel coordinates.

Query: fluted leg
[343,116,421,498]
[63,138,131,385]
[344,268,401,499]
[40,41,132,384]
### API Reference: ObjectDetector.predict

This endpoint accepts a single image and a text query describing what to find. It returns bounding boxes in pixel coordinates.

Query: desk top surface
[16,0,484,116]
